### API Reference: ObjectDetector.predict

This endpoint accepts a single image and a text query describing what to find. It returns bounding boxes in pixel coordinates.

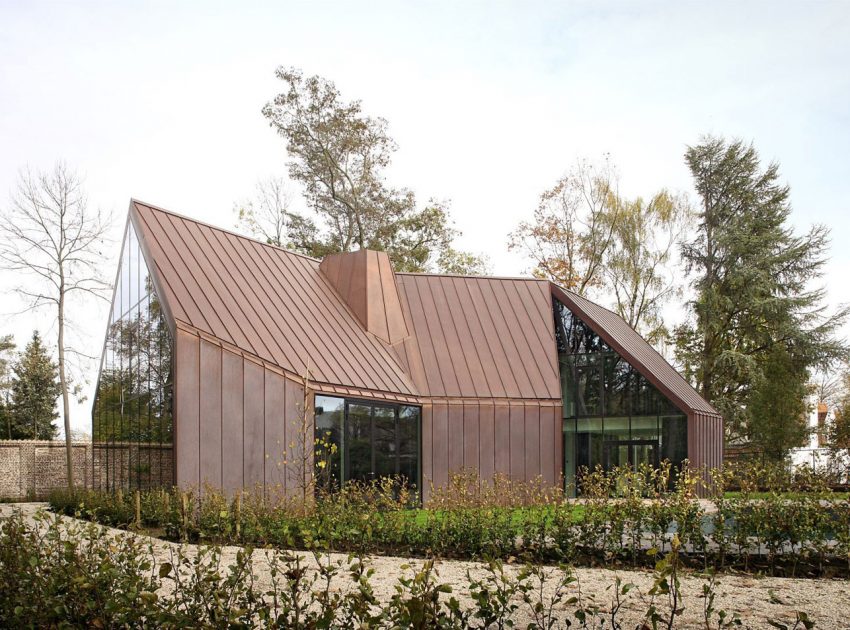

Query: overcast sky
[1,1,848,435]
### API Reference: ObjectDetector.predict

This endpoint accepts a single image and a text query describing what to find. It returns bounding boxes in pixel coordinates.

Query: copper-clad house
[92,200,723,499]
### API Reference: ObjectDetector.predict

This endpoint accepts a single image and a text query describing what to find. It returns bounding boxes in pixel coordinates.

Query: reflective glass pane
[346,404,372,482]
[660,414,688,466]
[603,354,630,416]
[314,396,344,486]
[94,222,174,491]
[398,406,419,487]
[555,297,688,495]
[630,415,659,441]
[373,406,396,478]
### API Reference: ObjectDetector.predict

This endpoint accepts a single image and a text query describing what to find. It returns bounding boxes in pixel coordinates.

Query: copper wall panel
[420,404,433,503]
[199,340,222,487]
[544,405,561,485]
[264,370,287,493]
[494,404,510,475]
[448,404,464,474]
[221,349,244,494]
[509,405,526,480]
[462,404,480,471]
[243,360,265,488]
[284,378,302,492]
[478,404,495,481]
[431,403,449,489]
[524,405,541,480]
[174,329,200,488]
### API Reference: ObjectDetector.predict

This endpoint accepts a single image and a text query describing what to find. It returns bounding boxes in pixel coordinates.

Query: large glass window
[314,395,421,493]
[92,222,173,491]
[554,299,687,494]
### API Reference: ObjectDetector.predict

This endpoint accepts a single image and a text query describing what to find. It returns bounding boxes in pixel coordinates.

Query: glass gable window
[92,222,174,491]
[314,395,421,493]
[554,299,687,494]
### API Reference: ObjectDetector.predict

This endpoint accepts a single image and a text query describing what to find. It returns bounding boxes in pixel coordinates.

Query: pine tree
[9,331,61,440]
[675,135,849,450]
[0,334,15,439]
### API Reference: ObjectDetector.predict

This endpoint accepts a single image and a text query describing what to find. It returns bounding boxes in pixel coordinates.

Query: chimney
[319,249,409,345]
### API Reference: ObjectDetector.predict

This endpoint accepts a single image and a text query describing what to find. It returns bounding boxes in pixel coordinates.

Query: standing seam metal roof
[130,199,717,416]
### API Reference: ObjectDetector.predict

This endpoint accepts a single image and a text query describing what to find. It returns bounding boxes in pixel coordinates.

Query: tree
[233,176,330,257]
[605,191,688,344]
[508,158,688,342]
[675,135,849,441]
[509,159,619,296]
[0,334,15,439]
[0,163,112,485]
[9,331,61,440]
[747,345,810,459]
[262,67,487,274]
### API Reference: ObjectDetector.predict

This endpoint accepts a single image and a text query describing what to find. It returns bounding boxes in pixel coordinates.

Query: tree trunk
[58,283,74,490]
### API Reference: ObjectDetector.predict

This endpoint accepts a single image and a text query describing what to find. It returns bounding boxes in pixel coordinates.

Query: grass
[723,490,849,500]
[408,503,587,526]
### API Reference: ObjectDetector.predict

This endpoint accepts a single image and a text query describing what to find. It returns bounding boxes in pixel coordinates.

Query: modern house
[92,200,723,500]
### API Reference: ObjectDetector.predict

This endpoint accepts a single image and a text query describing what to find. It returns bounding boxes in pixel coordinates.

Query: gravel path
[2,503,849,629]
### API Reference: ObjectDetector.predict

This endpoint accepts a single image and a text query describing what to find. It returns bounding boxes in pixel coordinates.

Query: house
[92,200,723,500]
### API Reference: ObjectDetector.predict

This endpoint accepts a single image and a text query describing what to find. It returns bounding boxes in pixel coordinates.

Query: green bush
[1,509,773,629]
[47,462,850,577]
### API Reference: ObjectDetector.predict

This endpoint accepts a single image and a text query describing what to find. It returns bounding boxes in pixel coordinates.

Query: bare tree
[508,158,621,296]
[0,163,112,488]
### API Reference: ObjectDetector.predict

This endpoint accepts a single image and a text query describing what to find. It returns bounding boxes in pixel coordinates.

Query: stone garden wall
[0,440,173,500]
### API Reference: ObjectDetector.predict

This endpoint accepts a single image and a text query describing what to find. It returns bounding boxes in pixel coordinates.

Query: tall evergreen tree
[9,331,61,440]
[0,334,15,439]
[675,135,849,450]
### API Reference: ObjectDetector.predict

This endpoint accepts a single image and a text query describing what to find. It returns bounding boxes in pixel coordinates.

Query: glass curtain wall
[314,395,421,492]
[554,299,687,494]
[92,222,174,491]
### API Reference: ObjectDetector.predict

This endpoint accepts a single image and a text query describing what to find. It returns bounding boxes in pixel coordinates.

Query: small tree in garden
[283,369,320,513]
[8,331,61,439]
[0,163,112,486]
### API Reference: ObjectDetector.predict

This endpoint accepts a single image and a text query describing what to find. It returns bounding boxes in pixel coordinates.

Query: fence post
[134,490,141,528]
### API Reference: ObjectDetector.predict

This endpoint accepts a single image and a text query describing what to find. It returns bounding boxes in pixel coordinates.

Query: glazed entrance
[554,298,688,494]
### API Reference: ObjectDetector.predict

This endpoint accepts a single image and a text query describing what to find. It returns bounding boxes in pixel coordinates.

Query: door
[603,439,658,472]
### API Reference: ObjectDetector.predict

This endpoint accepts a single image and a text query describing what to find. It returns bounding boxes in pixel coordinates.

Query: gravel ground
[2,503,849,629]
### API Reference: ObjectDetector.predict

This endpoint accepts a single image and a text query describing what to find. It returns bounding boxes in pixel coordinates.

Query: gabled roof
[129,199,717,416]
[551,285,718,415]
[131,200,417,396]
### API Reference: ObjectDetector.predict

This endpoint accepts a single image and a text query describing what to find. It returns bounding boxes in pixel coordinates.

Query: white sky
[1,1,848,436]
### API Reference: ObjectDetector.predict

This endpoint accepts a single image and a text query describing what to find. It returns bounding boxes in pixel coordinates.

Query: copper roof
[132,200,416,396]
[394,273,560,399]
[130,199,717,415]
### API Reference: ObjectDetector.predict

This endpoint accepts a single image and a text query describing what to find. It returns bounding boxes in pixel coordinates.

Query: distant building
[790,400,833,471]
[91,200,723,500]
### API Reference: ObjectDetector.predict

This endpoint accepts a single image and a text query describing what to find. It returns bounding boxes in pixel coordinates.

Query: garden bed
[1,503,842,629]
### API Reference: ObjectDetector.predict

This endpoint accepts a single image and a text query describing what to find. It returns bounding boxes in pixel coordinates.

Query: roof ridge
[397,271,544,282]
[131,198,323,265]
